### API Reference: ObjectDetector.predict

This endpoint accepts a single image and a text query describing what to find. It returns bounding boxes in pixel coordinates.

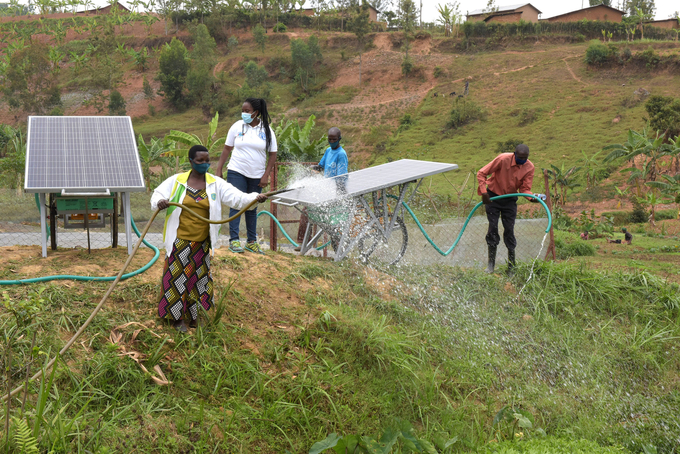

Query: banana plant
[614,185,628,209]
[647,175,680,219]
[69,51,89,75]
[578,149,602,190]
[163,112,226,159]
[48,47,65,76]
[137,134,174,190]
[275,114,327,163]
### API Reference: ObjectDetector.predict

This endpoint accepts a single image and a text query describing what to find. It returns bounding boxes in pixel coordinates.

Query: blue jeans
[227,170,262,243]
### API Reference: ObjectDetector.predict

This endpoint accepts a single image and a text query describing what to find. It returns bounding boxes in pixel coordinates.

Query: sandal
[174,320,188,333]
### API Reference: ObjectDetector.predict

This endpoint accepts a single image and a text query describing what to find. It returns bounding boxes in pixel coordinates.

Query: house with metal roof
[541,4,625,23]
[466,3,541,23]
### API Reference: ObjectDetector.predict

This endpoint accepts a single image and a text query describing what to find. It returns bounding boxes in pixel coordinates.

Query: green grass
[2,253,680,453]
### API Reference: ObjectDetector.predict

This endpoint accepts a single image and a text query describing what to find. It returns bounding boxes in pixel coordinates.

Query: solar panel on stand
[273,159,459,206]
[24,116,145,193]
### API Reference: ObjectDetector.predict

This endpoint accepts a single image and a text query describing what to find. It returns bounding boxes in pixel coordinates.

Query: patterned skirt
[158,237,213,321]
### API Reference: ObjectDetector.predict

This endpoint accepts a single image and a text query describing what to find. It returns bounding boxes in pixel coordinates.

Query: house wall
[368,6,378,22]
[514,4,539,22]
[486,12,523,23]
[546,5,623,23]
[648,19,679,30]
[466,13,486,22]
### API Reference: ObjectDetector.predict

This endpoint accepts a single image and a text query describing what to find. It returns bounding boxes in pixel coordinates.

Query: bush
[446,100,486,130]
[227,35,238,51]
[517,108,539,126]
[398,113,413,132]
[433,66,443,78]
[401,54,414,76]
[157,38,189,109]
[656,209,678,221]
[495,139,523,154]
[645,95,680,140]
[584,40,612,66]
[273,22,287,33]
[630,199,648,223]
[555,238,596,259]
[575,33,586,42]
[108,90,126,115]
[639,46,660,68]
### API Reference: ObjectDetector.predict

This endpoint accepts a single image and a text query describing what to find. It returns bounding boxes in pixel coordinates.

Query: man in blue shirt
[295,127,348,251]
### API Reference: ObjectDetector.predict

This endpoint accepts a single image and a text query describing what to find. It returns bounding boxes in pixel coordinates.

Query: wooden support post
[269,163,278,253]
[543,169,556,261]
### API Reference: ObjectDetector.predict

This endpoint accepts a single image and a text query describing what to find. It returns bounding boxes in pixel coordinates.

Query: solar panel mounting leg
[39,193,47,258]
[122,192,133,255]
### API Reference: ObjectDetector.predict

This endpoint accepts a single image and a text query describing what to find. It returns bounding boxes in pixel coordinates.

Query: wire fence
[1,184,550,270]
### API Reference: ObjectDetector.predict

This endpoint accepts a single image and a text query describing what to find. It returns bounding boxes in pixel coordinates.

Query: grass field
[1,247,680,453]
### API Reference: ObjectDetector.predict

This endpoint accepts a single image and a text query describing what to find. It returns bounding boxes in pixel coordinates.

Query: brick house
[466,4,541,24]
[645,19,680,30]
[542,4,625,23]
[76,1,130,15]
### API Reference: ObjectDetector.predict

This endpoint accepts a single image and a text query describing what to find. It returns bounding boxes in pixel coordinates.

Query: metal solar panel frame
[273,159,458,262]
[272,159,458,206]
[24,116,145,193]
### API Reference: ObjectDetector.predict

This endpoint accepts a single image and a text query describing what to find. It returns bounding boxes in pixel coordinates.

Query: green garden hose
[257,210,331,250]
[0,217,160,285]
[0,189,290,402]
[395,193,552,257]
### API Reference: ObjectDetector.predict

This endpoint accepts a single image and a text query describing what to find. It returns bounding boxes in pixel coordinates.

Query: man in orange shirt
[477,144,537,274]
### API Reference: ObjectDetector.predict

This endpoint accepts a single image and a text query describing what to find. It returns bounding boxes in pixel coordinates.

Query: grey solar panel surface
[274,159,458,206]
[24,116,145,192]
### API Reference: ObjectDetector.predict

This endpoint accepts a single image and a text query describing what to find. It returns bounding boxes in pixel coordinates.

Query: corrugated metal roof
[468,3,537,16]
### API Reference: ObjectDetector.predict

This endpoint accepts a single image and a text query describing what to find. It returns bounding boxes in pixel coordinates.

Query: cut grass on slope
[1,249,679,453]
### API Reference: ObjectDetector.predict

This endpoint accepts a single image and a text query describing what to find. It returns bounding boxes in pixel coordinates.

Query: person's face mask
[242,112,254,124]
[514,153,527,165]
[191,160,210,174]
[329,139,341,150]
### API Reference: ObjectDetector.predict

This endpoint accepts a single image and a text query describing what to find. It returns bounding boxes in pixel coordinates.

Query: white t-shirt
[225,120,278,179]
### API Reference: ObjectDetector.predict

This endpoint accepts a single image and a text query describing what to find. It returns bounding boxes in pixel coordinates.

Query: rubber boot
[507,248,516,277]
[485,245,497,274]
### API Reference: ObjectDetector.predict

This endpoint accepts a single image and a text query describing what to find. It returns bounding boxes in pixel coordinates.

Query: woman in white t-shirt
[215,98,278,254]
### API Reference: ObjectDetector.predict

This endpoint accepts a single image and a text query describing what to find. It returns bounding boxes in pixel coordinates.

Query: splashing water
[515,230,549,298]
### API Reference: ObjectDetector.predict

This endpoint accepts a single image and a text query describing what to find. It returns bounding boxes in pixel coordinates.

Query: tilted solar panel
[274,159,458,206]
[24,116,145,193]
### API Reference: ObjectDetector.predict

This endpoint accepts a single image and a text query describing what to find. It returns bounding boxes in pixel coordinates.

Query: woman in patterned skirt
[151,145,267,332]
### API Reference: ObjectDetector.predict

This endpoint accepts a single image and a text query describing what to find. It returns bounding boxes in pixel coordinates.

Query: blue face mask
[191,161,210,174]
[242,112,254,124]
[329,139,341,150]
[514,154,527,165]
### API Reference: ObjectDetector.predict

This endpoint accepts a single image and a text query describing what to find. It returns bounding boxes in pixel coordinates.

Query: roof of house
[483,11,523,22]
[468,3,541,16]
[646,18,679,23]
[544,4,625,21]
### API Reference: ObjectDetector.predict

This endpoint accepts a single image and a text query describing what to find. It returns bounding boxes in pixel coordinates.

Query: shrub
[645,95,680,140]
[143,76,154,100]
[227,35,238,51]
[575,33,586,42]
[108,90,126,115]
[446,100,486,130]
[398,113,413,132]
[656,209,678,221]
[273,22,287,33]
[157,38,189,109]
[630,198,647,223]
[253,24,266,54]
[517,108,539,126]
[584,40,612,66]
[495,139,523,154]
[433,66,443,78]
[555,238,596,259]
[148,103,156,116]
[401,54,414,76]
[639,46,660,68]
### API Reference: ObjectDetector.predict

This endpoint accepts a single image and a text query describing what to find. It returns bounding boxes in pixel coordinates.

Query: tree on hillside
[349,0,371,86]
[626,0,655,17]
[1,41,61,114]
[291,37,321,92]
[253,23,267,54]
[589,0,612,6]
[157,38,190,109]
[645,95,680,141]
[242,61,271,98]
[398,0,417,32]
[187,24,217,113]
